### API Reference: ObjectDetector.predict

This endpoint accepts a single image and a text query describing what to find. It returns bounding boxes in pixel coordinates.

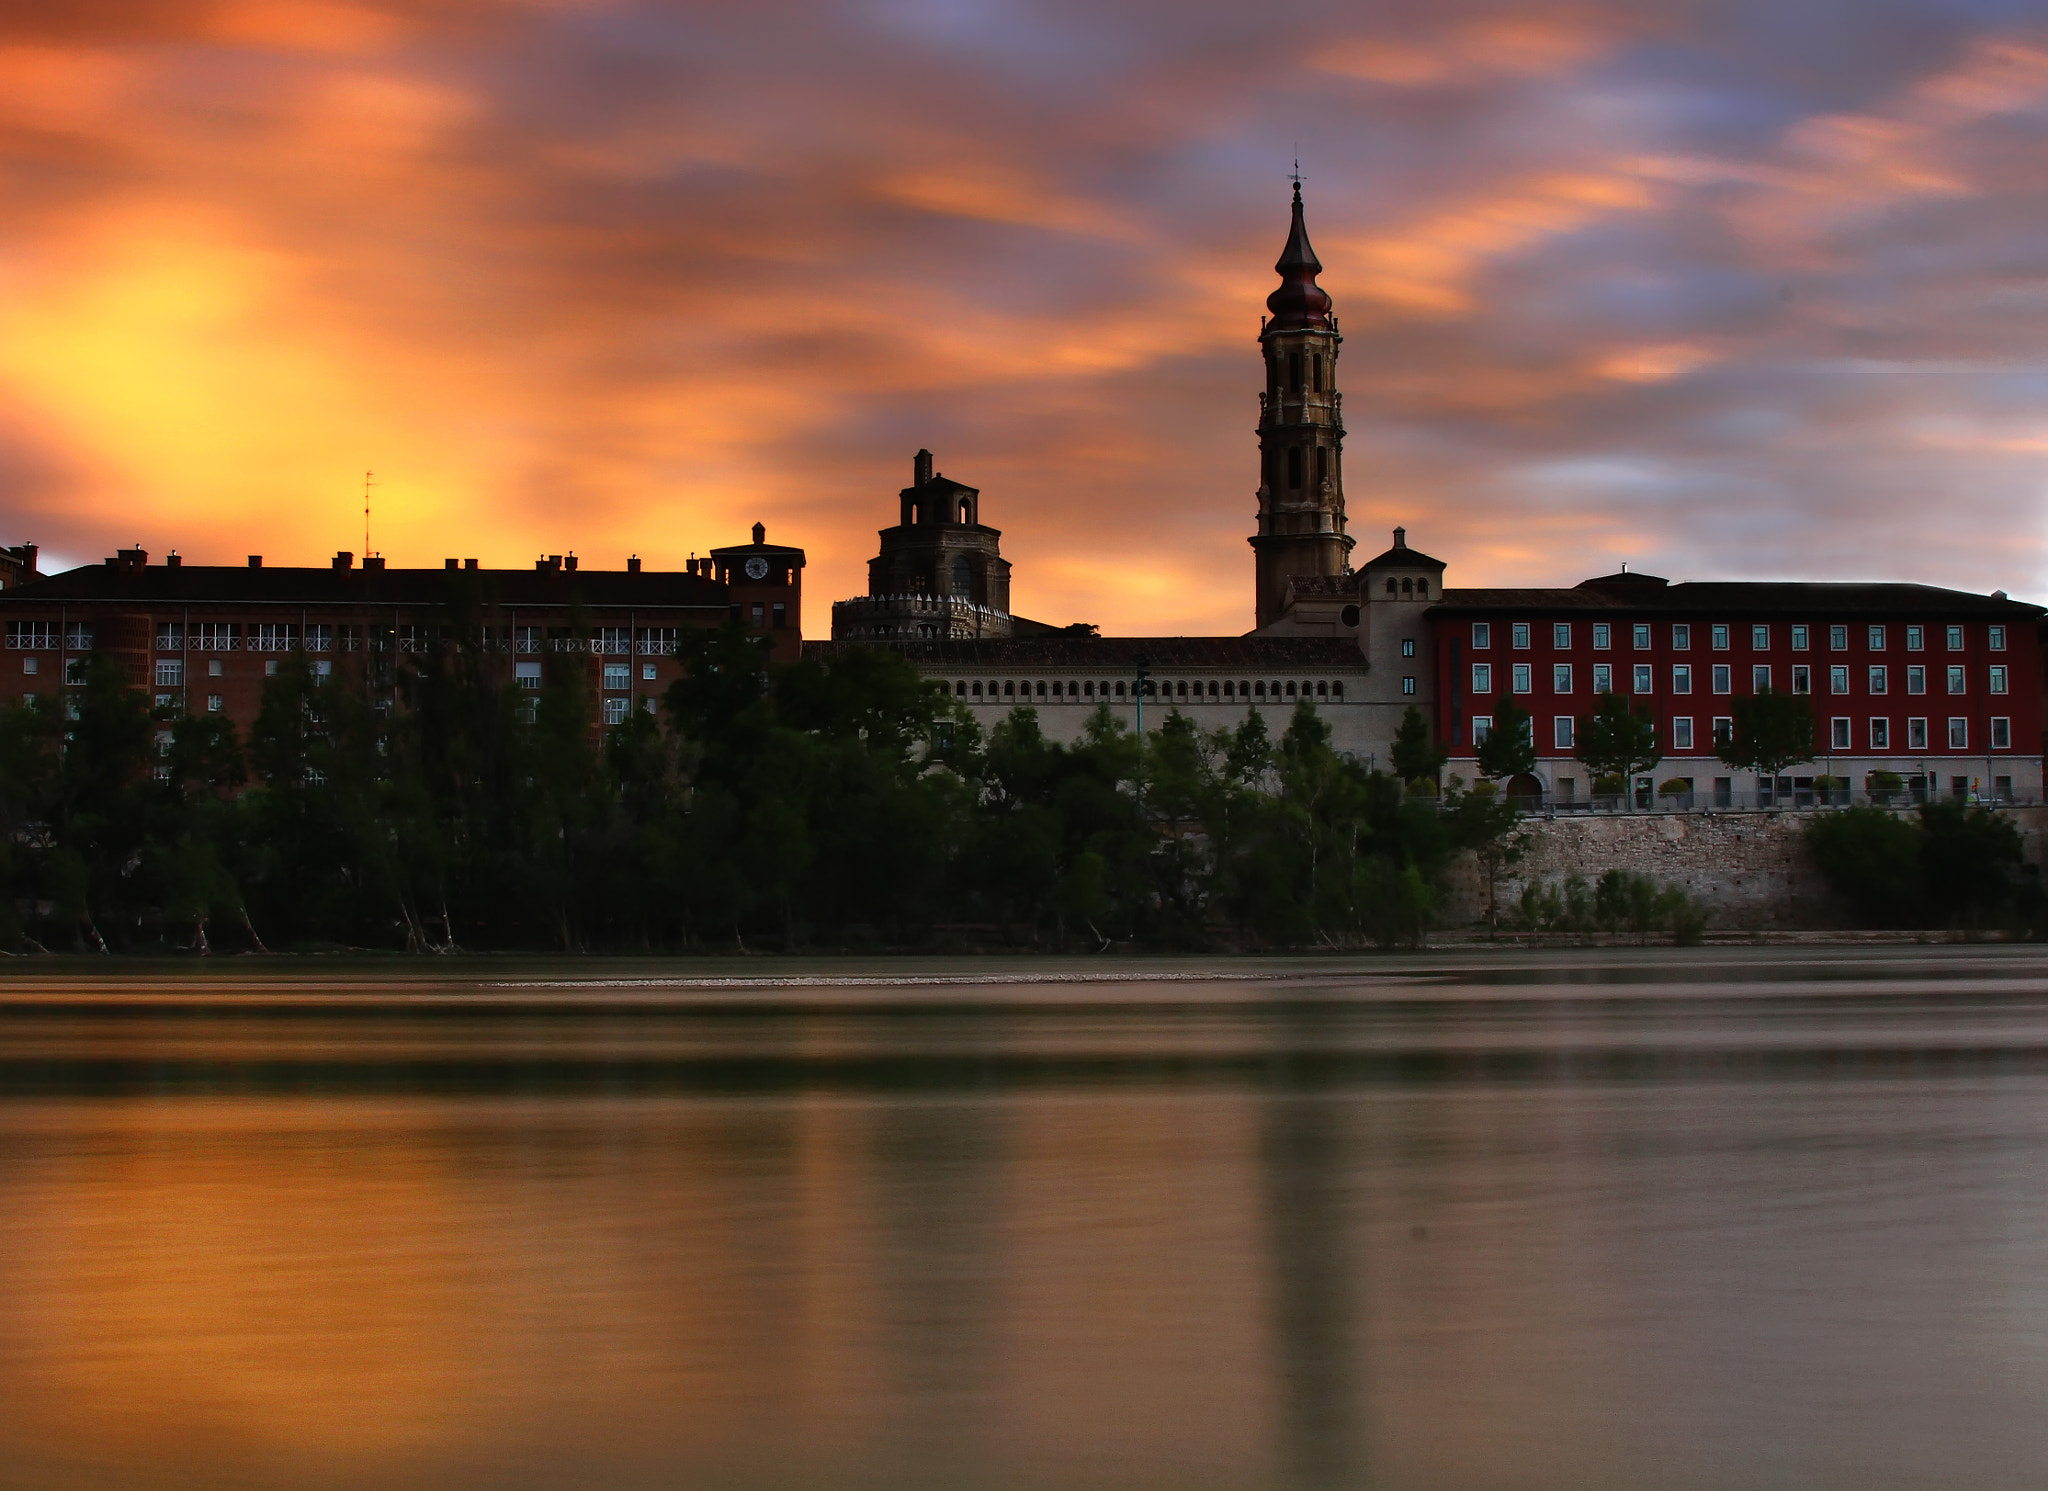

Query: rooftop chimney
[628,555,641,573]
[333,551,353,570]
[445,558,458,570]
[464,558,478,570]
[165,551,179,569]
[1392,527,1406,549]
[914,449,933,487]
[247,555,263,568]
[752,521,766,545]
[363,555,385,571]
[564,553,578,572]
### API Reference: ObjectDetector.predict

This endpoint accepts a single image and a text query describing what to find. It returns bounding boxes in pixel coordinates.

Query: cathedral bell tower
[1250,182,1352,630]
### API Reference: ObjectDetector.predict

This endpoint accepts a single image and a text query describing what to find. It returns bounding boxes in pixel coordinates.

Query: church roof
[1357,526,1446,570]
[810,635,1368,671]
[1264,183,1334,334]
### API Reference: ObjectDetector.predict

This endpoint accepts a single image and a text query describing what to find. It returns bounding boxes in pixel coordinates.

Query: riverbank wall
[1445,805,2048,930]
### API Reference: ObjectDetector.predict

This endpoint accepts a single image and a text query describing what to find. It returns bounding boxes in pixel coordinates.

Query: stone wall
[1446,805,2048,930]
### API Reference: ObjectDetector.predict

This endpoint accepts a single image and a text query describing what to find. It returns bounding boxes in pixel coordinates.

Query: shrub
[1513,870,1707,944]
[1806,806,1923,925]
[1657,777,1691,797]
[1866,769,1904,796]
[1593,773,1627,796]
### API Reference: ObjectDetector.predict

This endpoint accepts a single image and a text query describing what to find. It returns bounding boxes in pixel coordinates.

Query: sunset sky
[2,0,2046,635]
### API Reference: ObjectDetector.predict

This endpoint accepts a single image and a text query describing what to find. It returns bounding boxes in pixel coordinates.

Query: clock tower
[1251,182,1352,630]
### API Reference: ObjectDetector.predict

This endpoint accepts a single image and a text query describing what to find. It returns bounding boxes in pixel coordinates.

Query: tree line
[0,624,1522,953]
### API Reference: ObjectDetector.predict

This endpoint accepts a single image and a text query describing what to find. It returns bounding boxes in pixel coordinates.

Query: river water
[4,947,2048,1489]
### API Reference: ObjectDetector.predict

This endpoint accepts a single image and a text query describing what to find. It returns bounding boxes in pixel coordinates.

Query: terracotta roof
[809,635,1369,670]
[1432,580,2043,618]
[0,563,731,611]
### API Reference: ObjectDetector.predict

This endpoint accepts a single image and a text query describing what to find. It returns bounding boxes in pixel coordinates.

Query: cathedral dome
[1265,182,1333,333]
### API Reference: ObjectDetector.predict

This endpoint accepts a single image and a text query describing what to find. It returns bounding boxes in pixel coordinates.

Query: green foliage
[1511,870,1707,945]
[1718,687,1814,777]
[1473,695,1536,781]
[1806,802,2033,928]
[1574,690,1661,783]
[1866,769,1904,796]
[1390,704,1449,786]
[0,625,1541,952]
[1657,777,1692,797]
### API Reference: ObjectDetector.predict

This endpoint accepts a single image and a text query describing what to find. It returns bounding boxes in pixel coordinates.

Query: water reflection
[3,949,2048,1488]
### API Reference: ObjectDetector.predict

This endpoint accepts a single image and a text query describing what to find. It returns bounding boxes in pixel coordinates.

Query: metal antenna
[363,469,380,556]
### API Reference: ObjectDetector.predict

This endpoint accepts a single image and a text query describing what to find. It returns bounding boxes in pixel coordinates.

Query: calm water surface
[4,947,2048,1489]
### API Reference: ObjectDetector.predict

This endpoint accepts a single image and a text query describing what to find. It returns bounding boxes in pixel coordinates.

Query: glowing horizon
[4,3,2047,635]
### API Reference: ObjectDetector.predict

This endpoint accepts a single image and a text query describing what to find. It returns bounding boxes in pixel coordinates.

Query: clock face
[744,556,770,581]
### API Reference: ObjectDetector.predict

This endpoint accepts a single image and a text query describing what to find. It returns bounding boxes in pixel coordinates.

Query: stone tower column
[1251,183,1353,630]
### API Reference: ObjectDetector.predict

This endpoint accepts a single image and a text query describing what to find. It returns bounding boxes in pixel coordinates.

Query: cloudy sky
[1,0,2046,634]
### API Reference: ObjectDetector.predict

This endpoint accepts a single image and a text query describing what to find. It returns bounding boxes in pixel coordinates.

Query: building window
[1830,665,1849,694]
[65,658,85,685]
[1712,716,1733,746]
[208,658,224,678]
[155,623,184,652]
[1711,624,1730,650]
[1905,625,1923,651]
[1868,625,1886,650]
[155,659,184,688]
[1472,715,1493,744]
[1791,625,1809,651]
[1751,625,1769,650]
[1752,665,1770,692]
[1672,665,1692,694]
[1989,665,2008,695]
[1401,638,1416,658]
[1989,625,2006,651]
[1472,623,1491,648]
[1633,624,1651,650]
[206,695,224,714]
[1511,623,1530,649]
[64,622,93,652]
[1553,664,1572,693]
[642,663,657,682]
[772,602,787,629]
[1906,665,1925,695]
[603,662,630,690]
[603,697,629,725]
[1330,681,1343,699]
[1672,624,1690,650]
[1868,665,1886,694]
[305,624,332,652]
[1472,663,1492,693]
[21,656,36,676]
[1512,664,1532,693]
[516,662,542,691]
[1828,625,1847,650]
[1402,676,1417,695]
[1712,664,1731,694]
[1907,717,1928,750]
[1553,623,1571,649]
[1554,716,1574,749]
[1948,717,1968,749]
[1947,625,1965,650]
[1947,665,1965,694]
[1592,624,1610,650]
[749,603,765,627]
[1672,717,1694,750]
[264,660,279,677]
[1593,664,1612,693]
[6,621,55,649]
[1633,664,1652,693]
[1870,718,1889,750]
[1992,717,2011,750]
[1831,718,1851,751]
[1792,665,1810,694]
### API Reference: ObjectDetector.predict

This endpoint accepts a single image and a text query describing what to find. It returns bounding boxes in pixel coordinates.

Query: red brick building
[0,525,802,739]
[1428,571,2044,805]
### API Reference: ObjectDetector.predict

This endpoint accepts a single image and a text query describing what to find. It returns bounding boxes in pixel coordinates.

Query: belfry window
[1312,356,1322,392]
[1289,352,1303,391]
[1287,448,1303,489]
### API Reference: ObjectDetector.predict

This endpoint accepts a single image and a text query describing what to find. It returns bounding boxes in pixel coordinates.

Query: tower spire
[1266,179,1333,332]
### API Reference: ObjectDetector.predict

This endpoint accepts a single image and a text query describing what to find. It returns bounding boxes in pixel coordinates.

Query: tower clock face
[744,556,770,580]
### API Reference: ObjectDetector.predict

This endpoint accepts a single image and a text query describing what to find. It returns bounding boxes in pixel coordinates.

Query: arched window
[1255,681,1266,698]
[1176,680,1187,697]
[1035,680,1046,697]
[1289,352,1303,391]
[1312,355,1322,393]
[1401,577,1413,595]
[972,680,982,696]
[1287,448,1303,489]
[1084,680,1094,697]
[1223,681,1234,698]
[1416,578,1429,598]
[950,554,972,597]
[956,680,966,696]
[1331,681,1343,698]
[1286,681,1298,697]
[959,500,971,523]
[1004,680,1014,697]
[1316,680,1328,697]
[1385,579,1397,595]
[1208,681,1219,697]
[1115,681,1126,697]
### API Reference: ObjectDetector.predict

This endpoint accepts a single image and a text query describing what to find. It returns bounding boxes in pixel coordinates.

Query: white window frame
[1593,663,1612,694]
[1472,715,1493,745]
[1906,665,1925,695]
[1946,626,1964,650]
[1472,663,1493,693]
[1830,625,1848,651]
[1948,717,1968,749]
[1511,623,1531,650]
[1553,663,1572,694]
[1752,665,1770,692]
[1868,665,1886,695]
[1791,625,1810,651]
[1632,664,1652,693]
[1711,624,1730,651]
[1751,625,1769,650]
[1592,624,1611,650]
[1672,624,1691,650]
[1553,716,1574,750]
[1512,663,1532,694]
[1869,718,1889,750]
[1947,666,1965,695]
[1829,665,1849,694]
[1905,625,1923,652]
[1907,718,1928,751]
[1792,665,1810,695]
[1632,624,1651,650]
[1672,717,1694,751]
[1711,664,1731,695]
[1989,625,2007,651]
[1472,622,1491,648]
[1989,665,2007,695]
[1867,625,1885,651]
[1672,664,1692,695]
[1553,623,1571,649]
[1991,717,2011,750]
[1831,717,1851,751]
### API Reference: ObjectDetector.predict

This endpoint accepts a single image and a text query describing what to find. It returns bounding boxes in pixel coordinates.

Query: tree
[1390,704,1449,785]
[1717,687,1814,779]
[1442,779,1526,931]
[1474,695,1536,781]
[1574,689,1661,788]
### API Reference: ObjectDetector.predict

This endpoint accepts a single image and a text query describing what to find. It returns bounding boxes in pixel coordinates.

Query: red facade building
[1428,571,2044,804]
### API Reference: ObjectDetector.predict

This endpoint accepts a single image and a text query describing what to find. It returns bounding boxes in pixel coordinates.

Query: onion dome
[1265,181,1333,332]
